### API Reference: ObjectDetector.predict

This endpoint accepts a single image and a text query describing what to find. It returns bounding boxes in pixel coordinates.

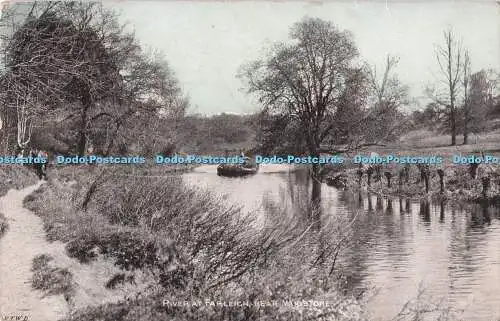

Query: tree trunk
[311,162,321,205]
[437,169,445,193]
[367,167,373,187]
[463,118,469,145]
[450,107,457,146]
[310,158,322,230]
[384,172,392,188]
[481,177,490,199]
[356,168,363,186]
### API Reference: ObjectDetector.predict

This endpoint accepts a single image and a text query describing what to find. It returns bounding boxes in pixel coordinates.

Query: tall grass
[24,165,371,321]
[24,165,463,321]
[0,165,39,196]
[31,254,75,302]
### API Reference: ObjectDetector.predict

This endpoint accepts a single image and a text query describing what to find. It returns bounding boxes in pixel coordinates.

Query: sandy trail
[0,182,153,321]
[0,182,69,321]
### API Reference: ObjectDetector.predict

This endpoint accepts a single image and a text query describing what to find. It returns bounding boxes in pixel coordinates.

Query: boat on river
[217,157,259,177]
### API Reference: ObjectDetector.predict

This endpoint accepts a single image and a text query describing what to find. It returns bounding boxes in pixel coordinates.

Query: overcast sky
[80,1,500,114]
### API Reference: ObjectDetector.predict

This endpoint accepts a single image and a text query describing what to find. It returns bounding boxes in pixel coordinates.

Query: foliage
[0,164,38,196]
[239,17,410,168]
[240,18,368,156]
[0,2,187,155]
[178,113,256,154]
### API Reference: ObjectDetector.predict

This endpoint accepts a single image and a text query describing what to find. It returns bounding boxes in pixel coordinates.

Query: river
[183,165,500,321]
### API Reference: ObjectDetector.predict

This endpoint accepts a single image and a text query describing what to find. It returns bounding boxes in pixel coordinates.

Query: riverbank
[22,164,372,321]
[324,162,500,204]
[0,163,470,320]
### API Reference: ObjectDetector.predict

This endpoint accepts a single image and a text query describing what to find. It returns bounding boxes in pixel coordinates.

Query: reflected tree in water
[260,170,362,284]
[419,200,431,223]
[358,191,363,208]
[440,200,445,223]
[386,199,393,214]
[405,198,411,214]
[367,193,373,212]
[376,196,383,211]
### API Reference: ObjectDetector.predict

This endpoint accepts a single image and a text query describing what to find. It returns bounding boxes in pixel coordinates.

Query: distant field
[361,128,500,157]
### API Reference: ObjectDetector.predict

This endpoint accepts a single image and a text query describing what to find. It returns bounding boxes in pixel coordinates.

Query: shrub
[0,165,39,196]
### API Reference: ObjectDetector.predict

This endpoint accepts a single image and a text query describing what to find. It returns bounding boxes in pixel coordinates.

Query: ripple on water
[181,171,500,321]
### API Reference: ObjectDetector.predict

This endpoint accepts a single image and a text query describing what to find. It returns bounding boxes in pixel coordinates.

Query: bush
[0,165,39,196]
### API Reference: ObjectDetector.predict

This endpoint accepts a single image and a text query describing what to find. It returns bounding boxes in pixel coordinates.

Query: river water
[183,165,500,321]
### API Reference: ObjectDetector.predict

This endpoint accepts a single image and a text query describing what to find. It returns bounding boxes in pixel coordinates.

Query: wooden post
[469,163,480,179]
[356,167,363,186]
[375,165,382,182]
[384,171,393,188]
[437,169,445,193]
[404,164,410,183]
[481,176,491,199]
[421,165,430,193]
[367,167,373,187]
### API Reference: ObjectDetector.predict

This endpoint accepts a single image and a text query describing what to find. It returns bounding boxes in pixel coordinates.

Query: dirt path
[0,182,69,321]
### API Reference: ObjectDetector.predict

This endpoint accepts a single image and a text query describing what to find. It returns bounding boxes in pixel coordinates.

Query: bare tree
[1,2,124,155]
[466,69,500,134]
[427,29,464,146]
[240,18,408,208]
[15,93,33,153]
[364,54,410,141]
[1,2,187,155]
[462,50,471,144]
[240,18,367,207]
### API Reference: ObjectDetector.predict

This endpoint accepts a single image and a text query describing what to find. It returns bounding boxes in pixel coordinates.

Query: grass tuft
[31,253,75,300]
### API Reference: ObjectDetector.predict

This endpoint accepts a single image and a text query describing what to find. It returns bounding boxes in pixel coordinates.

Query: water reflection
[367,193,373,212]
[183,166,500,321]
[386,199,393,215]
[440,200,445,223]
[419,200,430,224]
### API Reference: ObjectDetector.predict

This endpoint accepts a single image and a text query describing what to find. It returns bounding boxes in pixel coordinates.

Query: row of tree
[0,6,497,162]
[0,1,187,156]
[424,30,500,145]
[241,19,500,160]
[236,17,499,205]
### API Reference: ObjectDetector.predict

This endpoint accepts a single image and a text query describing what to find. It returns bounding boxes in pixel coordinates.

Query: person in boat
[240,152,256,169]
[15,145,25,158]
[239,152,249,168]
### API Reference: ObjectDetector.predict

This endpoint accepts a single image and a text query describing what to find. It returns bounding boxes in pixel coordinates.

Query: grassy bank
[397,128,500,153]
[326,163,500,203]
[0,165,39,197]
[23,165,371,321]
